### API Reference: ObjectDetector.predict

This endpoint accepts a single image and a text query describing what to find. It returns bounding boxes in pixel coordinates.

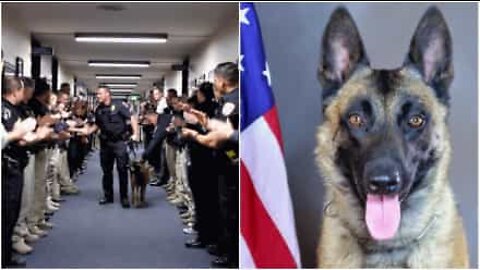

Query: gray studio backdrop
[256,3,477,267]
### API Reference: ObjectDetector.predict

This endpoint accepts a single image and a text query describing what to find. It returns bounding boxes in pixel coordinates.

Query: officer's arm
[181,128,226,149]
[37,113,59,126]
[83,124,98,135]
[130,115,140,140]
[142,124,167,160]
[195,131,226,149]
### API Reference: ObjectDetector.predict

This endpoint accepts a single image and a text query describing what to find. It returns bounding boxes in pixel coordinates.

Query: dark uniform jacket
[2,98,28,166]
[95,100,132,141]
[215,88,239,163]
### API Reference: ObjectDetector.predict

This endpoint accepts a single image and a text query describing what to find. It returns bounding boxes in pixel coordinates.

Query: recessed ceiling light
[89,60,150,68]
[96,74,142,80]
[75,33,168,44]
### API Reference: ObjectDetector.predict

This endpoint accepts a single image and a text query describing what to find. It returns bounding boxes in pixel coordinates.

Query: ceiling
[4,3,238,94]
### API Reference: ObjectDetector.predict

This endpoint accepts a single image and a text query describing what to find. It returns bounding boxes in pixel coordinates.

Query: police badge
[3,107,11,121]
[222,102,235,116]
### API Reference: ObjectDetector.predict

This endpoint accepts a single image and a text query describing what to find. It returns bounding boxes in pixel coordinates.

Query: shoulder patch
[222,102,236,116]
[2,107,11,121]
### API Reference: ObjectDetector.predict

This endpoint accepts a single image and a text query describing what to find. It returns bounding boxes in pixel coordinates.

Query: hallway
[25,151,212,268]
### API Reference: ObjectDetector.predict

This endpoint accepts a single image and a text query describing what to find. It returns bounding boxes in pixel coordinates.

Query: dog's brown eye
[408,115,425,128]
[348,113,364,128]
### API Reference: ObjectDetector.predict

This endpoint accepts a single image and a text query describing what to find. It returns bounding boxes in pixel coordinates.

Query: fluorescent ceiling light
[96,74,141,80]
[110,89,133,92]
[101,83,137,88]
[89,60,150,68]
[75,33,167,43]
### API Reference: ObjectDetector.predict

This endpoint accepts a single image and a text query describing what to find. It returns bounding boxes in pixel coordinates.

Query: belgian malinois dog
[129,159,153,208]
[316,6,469,268]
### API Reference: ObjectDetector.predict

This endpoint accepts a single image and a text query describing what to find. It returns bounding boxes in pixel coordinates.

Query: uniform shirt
[28,98,52,151]
[216,88,239,130]
[18,102,40,154]
[214,88,239,162]
[95,100,131,140]
[2,98,28,162]
[18,102,36,119]
[29,98,49,117]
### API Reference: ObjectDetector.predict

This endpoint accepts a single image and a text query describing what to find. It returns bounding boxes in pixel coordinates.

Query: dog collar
[414,215,437,242]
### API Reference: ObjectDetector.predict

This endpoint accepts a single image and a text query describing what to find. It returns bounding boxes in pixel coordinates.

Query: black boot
[99,197,113,205]
[121,198,130,208]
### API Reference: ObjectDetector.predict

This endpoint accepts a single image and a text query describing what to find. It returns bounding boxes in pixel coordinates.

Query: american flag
[240,2,301,268]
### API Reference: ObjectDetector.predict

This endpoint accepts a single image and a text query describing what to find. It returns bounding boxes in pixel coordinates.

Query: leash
[127,140,138,160]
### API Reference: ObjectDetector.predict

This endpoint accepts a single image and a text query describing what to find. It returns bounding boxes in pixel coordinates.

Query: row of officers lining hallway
[1,62,239,268]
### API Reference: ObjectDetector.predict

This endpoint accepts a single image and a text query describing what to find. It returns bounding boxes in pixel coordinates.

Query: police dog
[129,159,153,208]
[316,7,469,268]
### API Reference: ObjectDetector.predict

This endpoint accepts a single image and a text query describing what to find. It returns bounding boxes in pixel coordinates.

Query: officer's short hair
[187,95,198,106]
[167,88,177,97]
[33,78,51,97]
[22,77,35,89]
[2,76,23,95]
[59,89,70,97]
[214,62,239,86]
[198,82,214,101]
[60,82,70,90]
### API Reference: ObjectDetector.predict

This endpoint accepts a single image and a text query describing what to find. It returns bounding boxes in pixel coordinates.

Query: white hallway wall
[58,62,74,93]
[164,14,238,95]
[2,4,31,77]
[2,5,74,94]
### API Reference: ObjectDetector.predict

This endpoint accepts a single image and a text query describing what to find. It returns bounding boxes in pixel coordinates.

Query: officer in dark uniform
[212,62,239,268]
[84,86,139,208]
[2,76,29,267]
[181,62,239,268]
[140,91,156,149]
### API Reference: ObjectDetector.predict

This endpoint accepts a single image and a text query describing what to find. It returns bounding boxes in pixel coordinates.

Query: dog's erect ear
[404,6,453,106]
[318,7,370,104]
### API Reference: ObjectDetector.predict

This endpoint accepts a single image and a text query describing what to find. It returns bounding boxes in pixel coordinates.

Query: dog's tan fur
[315,67,469,268]
[129,160,153,208]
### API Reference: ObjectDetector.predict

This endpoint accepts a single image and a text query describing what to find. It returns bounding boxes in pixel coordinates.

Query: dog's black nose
[364,159,401,195]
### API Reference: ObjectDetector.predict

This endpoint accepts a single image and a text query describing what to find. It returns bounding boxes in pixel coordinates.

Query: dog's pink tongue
[365,194,400,241]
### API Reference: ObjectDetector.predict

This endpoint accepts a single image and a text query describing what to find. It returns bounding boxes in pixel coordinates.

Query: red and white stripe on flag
[240,107,301,268]
[240,2,301,268]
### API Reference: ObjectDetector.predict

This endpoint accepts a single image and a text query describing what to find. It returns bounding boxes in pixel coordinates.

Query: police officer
[2,76,30,267]
[140,93,156,149]
[83,86,139,208]
[211,62,239,268]
[181,62,239,267]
